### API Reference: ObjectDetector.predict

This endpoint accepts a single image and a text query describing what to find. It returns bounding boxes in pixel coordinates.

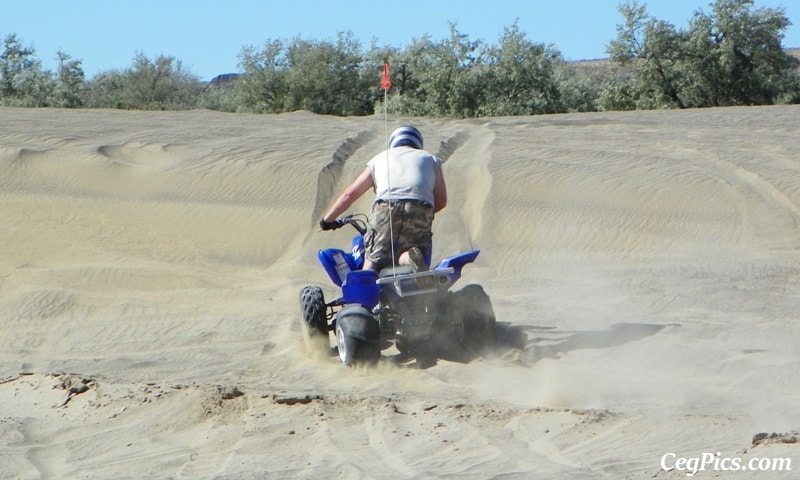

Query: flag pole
[380,62,398,273]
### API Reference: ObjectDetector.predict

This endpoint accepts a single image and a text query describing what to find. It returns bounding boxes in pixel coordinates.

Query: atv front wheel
[299,286,328,336]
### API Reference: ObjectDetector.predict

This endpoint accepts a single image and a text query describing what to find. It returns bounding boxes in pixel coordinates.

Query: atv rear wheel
[299,286,328,336]
[452,284,496,357]
[335,305,381,366]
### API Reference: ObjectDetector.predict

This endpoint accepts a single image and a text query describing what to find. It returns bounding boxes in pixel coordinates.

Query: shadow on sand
[374,322,674,369]
[494,321,676,366]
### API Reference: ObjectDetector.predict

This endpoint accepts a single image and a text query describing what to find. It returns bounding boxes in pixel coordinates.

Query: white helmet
[389,125,423,149]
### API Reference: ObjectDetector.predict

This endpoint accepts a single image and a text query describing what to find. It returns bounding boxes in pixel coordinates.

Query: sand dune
[1,106,799,478]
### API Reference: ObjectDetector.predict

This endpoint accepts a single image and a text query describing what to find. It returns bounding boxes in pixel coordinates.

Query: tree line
[2,0,798,117]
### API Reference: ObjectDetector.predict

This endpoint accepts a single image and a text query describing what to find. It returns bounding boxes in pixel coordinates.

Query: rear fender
[434,249,480,285]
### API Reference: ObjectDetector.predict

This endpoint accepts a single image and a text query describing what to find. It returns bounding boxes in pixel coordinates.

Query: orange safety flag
[380,63,391,90]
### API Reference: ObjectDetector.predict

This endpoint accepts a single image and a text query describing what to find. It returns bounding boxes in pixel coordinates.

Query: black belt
[375,199,433,209]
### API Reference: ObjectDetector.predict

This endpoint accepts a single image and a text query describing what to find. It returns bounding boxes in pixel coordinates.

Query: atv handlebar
[320,214,367,235]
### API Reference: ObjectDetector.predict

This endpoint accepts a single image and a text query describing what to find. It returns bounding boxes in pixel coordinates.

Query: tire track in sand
[311,130,375,225]
[707,154,800,249]
[433,124,495,249]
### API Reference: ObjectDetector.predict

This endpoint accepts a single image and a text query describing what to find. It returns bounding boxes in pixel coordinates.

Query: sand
[1,105,799,479]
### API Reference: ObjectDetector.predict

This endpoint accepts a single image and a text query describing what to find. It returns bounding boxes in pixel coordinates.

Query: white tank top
[368,146,441,207]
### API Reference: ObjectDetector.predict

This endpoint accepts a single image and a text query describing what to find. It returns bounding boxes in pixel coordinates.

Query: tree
[483,23,566,115]
[0,34,53,106]
[384,23,593,118]
[235,32,376,116]
[388,25,488,117]
[125,53,203,109]
[54,50,86,108]
[85,70,127,109]
[363,42,401,112]
[85,53,204,110]
[607,2,691,108]
[689,0,798,105]
[607,0,799,109]
[555,63,599,113]
[235,39,289,113]
[1,34,34,99]
[283,32,373,116]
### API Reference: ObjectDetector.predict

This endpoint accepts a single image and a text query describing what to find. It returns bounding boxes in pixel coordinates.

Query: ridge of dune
[1,106,799,479]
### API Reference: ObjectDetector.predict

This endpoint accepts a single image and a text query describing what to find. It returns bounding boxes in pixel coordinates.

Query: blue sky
[4,0,799,81]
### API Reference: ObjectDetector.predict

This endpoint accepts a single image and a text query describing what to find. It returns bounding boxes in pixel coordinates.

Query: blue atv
[299,214,496,366]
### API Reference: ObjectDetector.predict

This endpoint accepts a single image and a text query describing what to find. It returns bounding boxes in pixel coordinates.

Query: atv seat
[379,265,414,278]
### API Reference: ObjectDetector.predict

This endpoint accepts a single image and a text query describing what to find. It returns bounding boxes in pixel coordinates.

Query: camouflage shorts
[364,200,434,270]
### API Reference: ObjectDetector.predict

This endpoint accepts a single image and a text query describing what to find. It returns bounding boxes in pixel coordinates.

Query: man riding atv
[319,125,447,273]
[306,125,494,366]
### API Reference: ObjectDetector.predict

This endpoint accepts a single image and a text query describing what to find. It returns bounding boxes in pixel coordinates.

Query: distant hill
[209,73,240,86]
[569,47,800,82]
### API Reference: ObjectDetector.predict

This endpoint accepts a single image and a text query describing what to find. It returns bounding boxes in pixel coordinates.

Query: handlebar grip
[319,219,340,231]
[320,215,359,231]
